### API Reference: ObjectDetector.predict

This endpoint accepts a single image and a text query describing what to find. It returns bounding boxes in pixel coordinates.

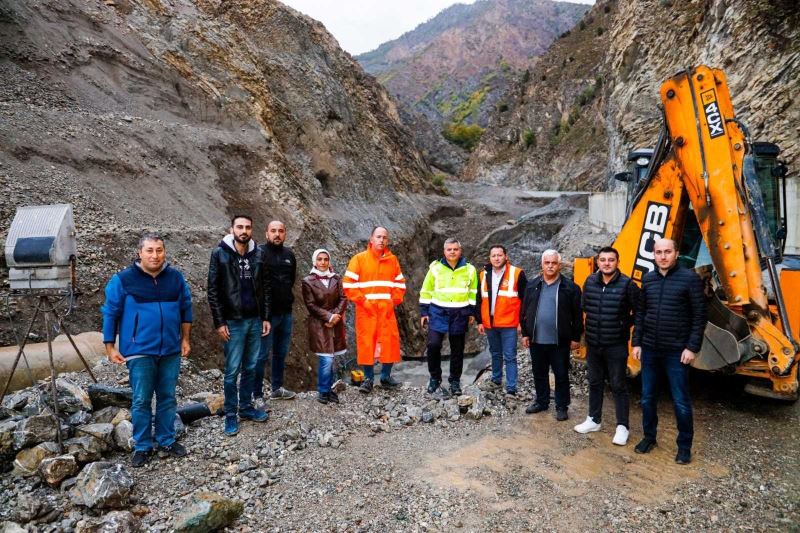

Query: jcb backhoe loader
[573,65,800,401]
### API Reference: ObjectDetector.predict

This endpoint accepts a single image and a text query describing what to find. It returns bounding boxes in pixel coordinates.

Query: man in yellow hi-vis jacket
[419,238,478,396]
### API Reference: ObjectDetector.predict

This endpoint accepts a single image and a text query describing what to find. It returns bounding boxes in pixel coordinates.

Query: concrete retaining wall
[587,178,800,255]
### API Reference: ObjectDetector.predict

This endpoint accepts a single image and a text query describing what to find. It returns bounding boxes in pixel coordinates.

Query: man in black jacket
[632,238,707,464]
[520,249,583,421]
[254,220,298,403]
[575,247,639,446]
[208,215,271,436]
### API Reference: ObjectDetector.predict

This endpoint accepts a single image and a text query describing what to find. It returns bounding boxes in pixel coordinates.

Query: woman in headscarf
[302,249,347,404]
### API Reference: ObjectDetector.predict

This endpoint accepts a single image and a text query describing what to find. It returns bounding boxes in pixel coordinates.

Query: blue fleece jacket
[102,262,193,357]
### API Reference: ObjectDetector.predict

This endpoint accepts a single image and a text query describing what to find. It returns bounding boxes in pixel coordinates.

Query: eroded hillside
[465,0,800,191]
[0,0,437,386]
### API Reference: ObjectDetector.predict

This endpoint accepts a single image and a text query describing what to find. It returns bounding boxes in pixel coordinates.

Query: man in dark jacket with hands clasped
[632,238,707,465]
[520,249,583,421]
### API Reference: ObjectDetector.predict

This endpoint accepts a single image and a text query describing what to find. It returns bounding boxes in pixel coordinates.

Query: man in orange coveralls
[343,226,406,394]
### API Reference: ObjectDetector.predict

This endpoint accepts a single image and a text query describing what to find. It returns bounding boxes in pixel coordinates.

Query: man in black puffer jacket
[574,247,639,446]
[632,238,707,465]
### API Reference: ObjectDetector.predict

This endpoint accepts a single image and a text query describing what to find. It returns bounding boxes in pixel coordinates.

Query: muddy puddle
[414,405,729,507]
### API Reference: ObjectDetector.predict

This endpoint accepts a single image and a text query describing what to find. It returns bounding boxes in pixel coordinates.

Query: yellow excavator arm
[575,66,800,400]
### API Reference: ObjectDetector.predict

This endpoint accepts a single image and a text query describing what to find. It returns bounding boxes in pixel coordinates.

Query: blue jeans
[126,354,181,452]
[486,327,518,392]
[640,349,694,449]
[223,318,262,416]
[255,313,293,396]
[363,363,393,381]
[318,356,334,393]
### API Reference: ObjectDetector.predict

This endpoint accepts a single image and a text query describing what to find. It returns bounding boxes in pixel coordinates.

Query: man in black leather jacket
[632,238,707,464]
[207,215,272,436]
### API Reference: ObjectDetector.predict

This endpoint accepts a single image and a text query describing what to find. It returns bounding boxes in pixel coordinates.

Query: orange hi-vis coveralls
[343,244,406,366]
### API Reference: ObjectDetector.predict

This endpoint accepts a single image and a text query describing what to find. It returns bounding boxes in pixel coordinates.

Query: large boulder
[13,441,60,476]
[46,378,93,414]
[65,436,109,463]
[13,414,59,449]
[14,492,56,524]
[39,454,80,486]
[172,491,244,533]
[91,407,121,425]
[75,424,115,445]
[87,385,132,410]
[68,411,93,427]
[112,421,134,452]
[70,462,135,509]
[75,510,140,533]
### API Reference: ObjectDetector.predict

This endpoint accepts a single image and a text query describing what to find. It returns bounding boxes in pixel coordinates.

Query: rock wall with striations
[0,0,435,388]
[465,0,800,192]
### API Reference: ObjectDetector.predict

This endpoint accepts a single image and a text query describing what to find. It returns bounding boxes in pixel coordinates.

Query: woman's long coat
[301,274,347,354]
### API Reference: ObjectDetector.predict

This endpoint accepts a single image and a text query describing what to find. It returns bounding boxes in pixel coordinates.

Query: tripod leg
[0,303,42,403]
[43,300,64,452]
[57,318,98,383]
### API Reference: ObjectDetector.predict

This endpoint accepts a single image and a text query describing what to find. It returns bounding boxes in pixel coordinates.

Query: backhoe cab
[574,66,800,401]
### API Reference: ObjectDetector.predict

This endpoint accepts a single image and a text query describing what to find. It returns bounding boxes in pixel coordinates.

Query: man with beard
[207,215,271,436]
[254,220,298,404]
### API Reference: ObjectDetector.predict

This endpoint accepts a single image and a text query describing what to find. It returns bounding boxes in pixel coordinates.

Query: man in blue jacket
[102,233,193,468]
[632,238,707,464]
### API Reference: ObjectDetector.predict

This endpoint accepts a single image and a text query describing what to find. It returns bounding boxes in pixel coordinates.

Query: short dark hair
[231,214,253,227]
[138,232,164,250]
[488,244,507,255]
[597,246,619,259]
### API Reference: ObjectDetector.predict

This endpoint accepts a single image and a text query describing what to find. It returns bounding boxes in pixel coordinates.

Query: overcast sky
[283,0,596,56]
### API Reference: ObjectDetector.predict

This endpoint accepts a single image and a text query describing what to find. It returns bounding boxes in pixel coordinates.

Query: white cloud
[283,0,595,56]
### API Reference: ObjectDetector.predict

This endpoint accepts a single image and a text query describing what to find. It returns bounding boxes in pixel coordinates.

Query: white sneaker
[573,416,602,434]
[612,424,629,446]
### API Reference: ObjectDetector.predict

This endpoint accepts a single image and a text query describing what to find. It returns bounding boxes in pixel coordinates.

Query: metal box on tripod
[4,204,77,290]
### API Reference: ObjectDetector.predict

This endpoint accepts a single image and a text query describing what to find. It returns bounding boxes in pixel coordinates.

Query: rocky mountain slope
[357,0,588,172]
[465,0,800,191]
[0,0,438,388]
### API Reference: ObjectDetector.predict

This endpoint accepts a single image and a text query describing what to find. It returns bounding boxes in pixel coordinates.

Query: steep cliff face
[466,0,800,191]
[0,0,434,387]
[356,0,588,172]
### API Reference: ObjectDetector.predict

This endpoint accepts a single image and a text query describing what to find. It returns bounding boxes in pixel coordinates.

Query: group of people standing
[101,218,707,469]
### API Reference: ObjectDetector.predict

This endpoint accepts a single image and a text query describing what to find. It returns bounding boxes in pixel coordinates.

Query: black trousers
[426,330,466,384]
[586,343,630,428]
[530,343,571,409]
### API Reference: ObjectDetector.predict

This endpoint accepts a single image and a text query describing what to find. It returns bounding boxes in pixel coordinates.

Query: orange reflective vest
[343,244,406,365]
[479,264,524,328]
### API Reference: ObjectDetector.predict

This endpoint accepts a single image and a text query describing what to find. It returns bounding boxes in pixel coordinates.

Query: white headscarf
[310,248,335,278]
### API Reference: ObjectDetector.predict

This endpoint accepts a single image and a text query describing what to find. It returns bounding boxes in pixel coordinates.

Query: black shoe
[328,391,340,404]
[317,392,329,404]
[675,448,692,464]
[427,379,441,394]
[634,438,657,454]
[450,382,462,396]
[359,379,373,394]
[161,442,188,458]
[380,376,402,389]
[555,408,569,421]
[131,450,152,468]
[525,402,548,414]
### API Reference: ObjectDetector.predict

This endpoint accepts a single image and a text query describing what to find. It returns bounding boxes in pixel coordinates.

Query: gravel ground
[3,352,797,532]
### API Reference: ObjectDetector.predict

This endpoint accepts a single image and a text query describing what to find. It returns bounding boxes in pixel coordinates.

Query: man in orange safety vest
[475,244,527,395]
[343,227,406,394]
